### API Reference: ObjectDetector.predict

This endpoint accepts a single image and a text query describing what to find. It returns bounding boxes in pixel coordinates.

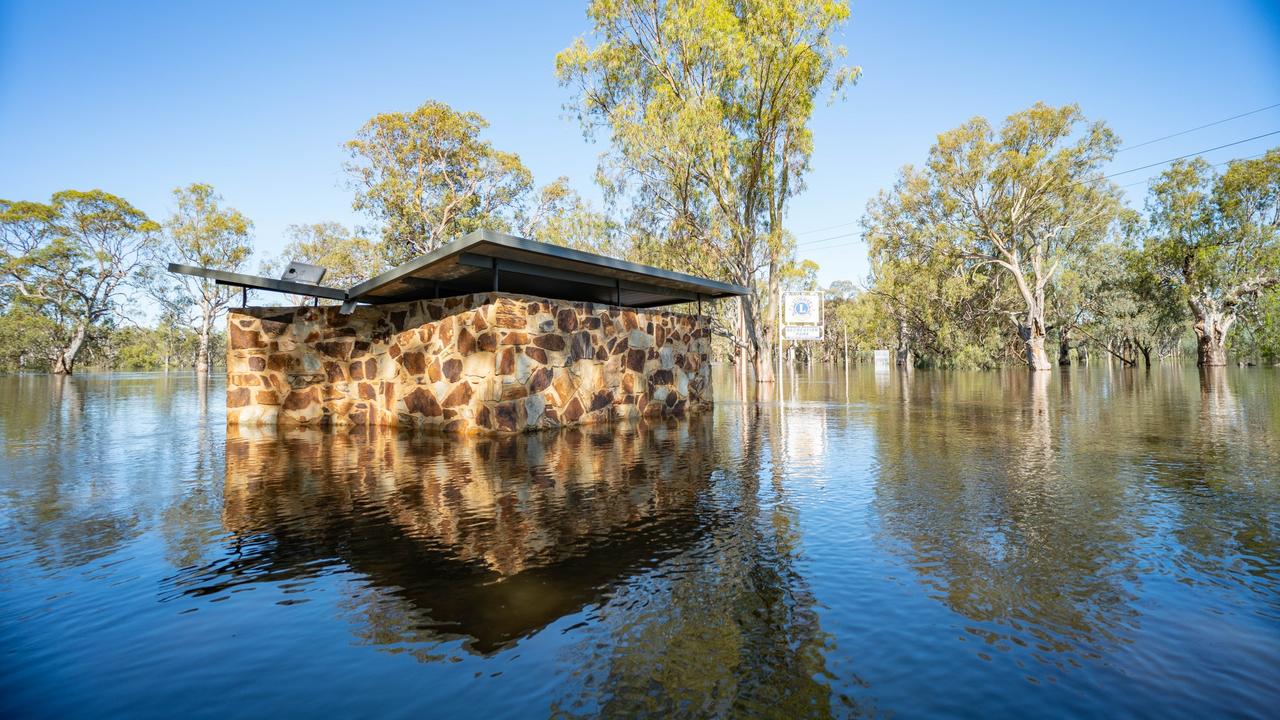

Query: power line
[787,109,1280,248]
[1100,130,1279,180]
[1117,102,1280,153]
[794,220,859,236]
[796,151,1273,256]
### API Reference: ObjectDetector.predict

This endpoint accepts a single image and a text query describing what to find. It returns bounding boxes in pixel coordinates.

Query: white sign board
[783,292,823,325]
[784,324,824,341]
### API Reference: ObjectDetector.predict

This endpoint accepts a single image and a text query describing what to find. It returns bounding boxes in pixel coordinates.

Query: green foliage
[1141,149,1280,364]
[860,103,1124,368]
[0,189,159,373]
[150,183,253,372]
[345,100,533,260]
[558,0,859,377]
[271,222,387,289]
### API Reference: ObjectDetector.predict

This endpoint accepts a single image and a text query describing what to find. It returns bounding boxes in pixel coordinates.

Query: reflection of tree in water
[871,371,1143,674]
[552,406,865,719]
[0,375,144,569]
[170,418,729,654]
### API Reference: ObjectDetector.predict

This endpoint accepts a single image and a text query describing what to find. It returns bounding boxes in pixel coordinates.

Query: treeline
[796,105,1279,370]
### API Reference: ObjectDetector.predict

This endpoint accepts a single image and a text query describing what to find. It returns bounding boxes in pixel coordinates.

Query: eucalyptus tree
[345,100,533,260]
[886,103,1123,371]
[158,183,253,375]
[1,190,158,374]
[557,0,859,384]
[1142,150,1280,367]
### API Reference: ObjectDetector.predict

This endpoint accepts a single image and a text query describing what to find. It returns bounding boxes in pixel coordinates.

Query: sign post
[779,291,824,404]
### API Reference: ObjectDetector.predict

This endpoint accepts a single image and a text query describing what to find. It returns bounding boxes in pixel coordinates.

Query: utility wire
[1116,102,1280,153]
[796,152,1273,255]
[1099,130,1279,180]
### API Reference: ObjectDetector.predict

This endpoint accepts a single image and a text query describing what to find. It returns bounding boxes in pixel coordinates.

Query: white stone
[628,329,653,349]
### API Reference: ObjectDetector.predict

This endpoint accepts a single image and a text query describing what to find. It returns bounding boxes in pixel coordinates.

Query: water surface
[1,366,1277,718]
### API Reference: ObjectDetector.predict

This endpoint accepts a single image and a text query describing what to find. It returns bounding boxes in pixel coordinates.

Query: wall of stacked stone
[225,292,712,434]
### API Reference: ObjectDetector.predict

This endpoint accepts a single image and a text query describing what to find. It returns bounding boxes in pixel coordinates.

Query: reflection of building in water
[169,418,720,654]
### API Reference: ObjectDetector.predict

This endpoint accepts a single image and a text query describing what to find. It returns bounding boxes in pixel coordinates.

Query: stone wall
[226,292,711,434]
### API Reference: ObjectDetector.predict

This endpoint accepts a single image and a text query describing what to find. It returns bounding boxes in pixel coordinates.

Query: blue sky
[2,1,1278,286]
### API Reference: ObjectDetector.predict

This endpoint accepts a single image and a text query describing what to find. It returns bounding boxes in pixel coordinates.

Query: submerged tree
[557,0,859,384]
[1142,150,1280,367]
[874,103,1122,370]
[0,190,158,374]
[157,183,253,375]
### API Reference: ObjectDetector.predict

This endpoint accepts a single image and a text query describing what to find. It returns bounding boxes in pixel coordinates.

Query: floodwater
[0,365,1277,719]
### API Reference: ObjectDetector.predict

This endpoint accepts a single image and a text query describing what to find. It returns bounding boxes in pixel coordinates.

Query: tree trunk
[1018,317,1052,371]
[52,323,88,375]
[741,294,773,384]
[1138,343,1152,368]
[1076,343,1088,362]
[1058,331,1071,366]
[895,318,911,367]
[1189,298,1234,368]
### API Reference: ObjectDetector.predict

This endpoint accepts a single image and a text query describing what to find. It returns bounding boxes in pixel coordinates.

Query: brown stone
[227,387,251,408]
[403,387,442,417]
[495,307,524,328]
[497,347,516,375]
[255,390,280,405]
[229,324,265,350]
[358,382,376,400]
[562,396,585,422]
[442,358,462,382]
[315,340,352,360]
[477,332,497,352]
[388,344,401,359]
[590,389,613,412]
[248,356,266,371]
[457,328,476,354]
[282,387,318,411]
[494,401,521,431]
[500,331,529,345]
[650,368,674,385]
[472,312,488,331]
[324,362,345,383]
[525,346,547,364]
[442,382,473,407]
[533,334,565,351]
[267,353,294,372]
[365,358,377,379]
[626,349,646,373]
[556,308,577,332]
[349,359,366,380]
[528,366,553,394]
[399,351,426,375]
[594,346,608,362]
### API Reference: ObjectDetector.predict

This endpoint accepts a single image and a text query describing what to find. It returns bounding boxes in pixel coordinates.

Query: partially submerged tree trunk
[1188,296,1234,367]
[1076,343,1088,362]
[895,318,912,367]
[1058,331,1071,366]
[51,323,88,375]
[196,303,215,376]
[1018,317,1053,371]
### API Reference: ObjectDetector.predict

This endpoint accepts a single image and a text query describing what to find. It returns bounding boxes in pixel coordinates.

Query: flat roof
[170,230,747,310]
[348,230,746,308]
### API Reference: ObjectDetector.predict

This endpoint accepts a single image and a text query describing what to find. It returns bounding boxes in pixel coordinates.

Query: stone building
[170,230,745,435]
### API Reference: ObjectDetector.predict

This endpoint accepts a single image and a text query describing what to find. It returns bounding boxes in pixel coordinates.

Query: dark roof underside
[346,231,746,308]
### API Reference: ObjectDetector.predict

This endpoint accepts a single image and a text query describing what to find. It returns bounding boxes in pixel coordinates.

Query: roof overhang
[168,230,747,311]
[347,230,747,308]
